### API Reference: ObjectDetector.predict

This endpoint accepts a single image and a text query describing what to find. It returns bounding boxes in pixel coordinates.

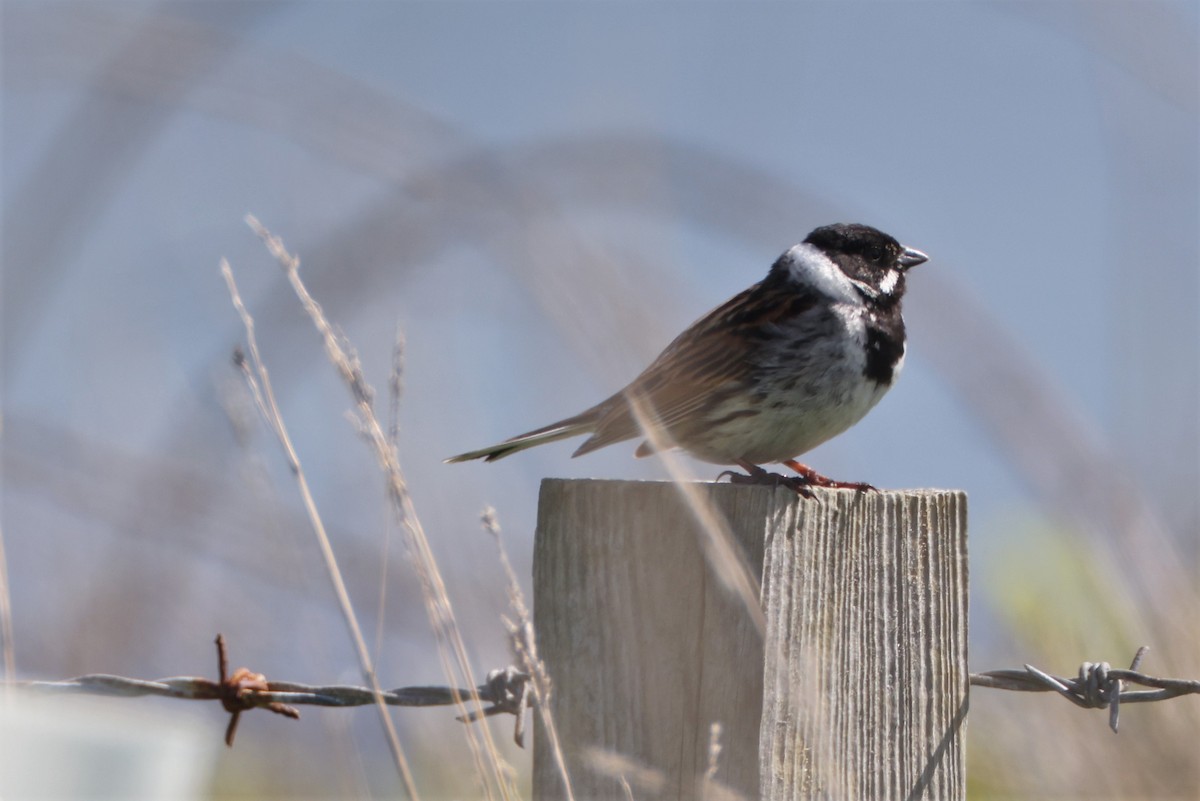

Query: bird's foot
[717,460,820,497]
[781,459,877,493]
[717,460,876,497]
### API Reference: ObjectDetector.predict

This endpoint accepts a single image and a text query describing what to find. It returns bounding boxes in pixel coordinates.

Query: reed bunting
[447,223,928,492]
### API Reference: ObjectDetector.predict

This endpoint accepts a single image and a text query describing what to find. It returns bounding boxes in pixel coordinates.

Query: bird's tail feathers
[444,410,599,463]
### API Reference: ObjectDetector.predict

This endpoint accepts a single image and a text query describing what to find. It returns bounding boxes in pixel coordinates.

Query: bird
[446,223,928,492]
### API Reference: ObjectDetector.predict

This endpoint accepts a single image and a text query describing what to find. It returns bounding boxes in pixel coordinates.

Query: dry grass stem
[584,749,666,798]
[0,520,15,683]
[704,722,723,782]
[0,401,11,684]
[244,216,515,801]
[480,508,576,801]
[373,328,405,667]
[220,259,420,800]
[626,393,765,635]
[584,747,749,801]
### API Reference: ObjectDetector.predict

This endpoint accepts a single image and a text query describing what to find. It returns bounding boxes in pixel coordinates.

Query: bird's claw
[718,459,877,498]
[729,470,816,498]
[782,459,877,493]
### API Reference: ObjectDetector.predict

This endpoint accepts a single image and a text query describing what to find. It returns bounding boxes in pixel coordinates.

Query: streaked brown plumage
[447,223,927,488]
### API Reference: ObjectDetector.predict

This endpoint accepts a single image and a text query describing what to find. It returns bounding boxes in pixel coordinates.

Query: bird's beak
[898,246,928,270]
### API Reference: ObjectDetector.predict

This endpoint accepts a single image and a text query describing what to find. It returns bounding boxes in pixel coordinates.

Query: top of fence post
[531,479,968,801]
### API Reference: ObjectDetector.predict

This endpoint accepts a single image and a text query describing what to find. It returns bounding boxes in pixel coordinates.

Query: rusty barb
[213,634,300,746]
[10,634,532,749]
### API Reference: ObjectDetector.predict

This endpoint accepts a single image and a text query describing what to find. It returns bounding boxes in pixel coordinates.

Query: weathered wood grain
[532,480,967,801]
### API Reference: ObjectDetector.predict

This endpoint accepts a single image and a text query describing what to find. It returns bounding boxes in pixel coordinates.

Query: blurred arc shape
[2,1,1192,638]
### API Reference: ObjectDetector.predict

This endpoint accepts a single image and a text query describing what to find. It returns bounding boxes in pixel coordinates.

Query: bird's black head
[804,223,927,304]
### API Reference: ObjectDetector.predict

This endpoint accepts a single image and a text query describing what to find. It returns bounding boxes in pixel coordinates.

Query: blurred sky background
[2,1,1198,798]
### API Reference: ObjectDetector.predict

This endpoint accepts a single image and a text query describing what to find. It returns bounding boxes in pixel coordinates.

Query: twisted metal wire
[8,639,1198,745]
[19,670,532,712]
[8,635,531,747]
[969,646,1200,733]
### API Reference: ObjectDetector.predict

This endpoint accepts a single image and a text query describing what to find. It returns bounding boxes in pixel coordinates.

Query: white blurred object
[0,694,216,800]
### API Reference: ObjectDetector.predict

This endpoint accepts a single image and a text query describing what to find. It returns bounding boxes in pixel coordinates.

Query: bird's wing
[573,280,818,456]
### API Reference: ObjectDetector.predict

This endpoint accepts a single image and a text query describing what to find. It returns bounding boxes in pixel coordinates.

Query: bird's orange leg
[781,459,877,493]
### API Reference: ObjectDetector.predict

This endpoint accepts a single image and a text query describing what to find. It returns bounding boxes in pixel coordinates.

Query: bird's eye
[865,244,884,262]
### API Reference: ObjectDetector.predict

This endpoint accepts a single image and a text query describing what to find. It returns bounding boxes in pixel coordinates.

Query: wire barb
[214,634,300,747]
[455,667,533,747]
[970,646,1199,734]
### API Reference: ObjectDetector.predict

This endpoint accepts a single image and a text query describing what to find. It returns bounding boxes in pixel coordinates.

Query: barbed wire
[8,635,530,747]
[7,638,1197,748]
[969,646,1199,733]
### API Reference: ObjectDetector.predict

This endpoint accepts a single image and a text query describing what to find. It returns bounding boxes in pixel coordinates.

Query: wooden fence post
[531,479,968,801]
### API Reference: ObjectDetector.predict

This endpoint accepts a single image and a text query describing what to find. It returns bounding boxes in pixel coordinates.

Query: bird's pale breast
[680,301,900,464]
